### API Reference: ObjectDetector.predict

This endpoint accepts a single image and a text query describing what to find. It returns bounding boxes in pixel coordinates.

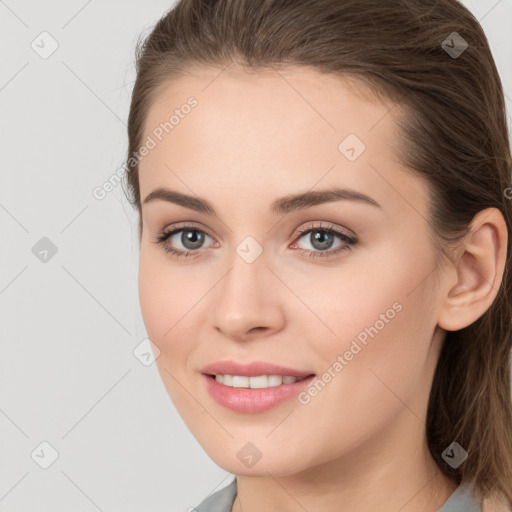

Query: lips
[200,360,315,378]
[202,373,317,413]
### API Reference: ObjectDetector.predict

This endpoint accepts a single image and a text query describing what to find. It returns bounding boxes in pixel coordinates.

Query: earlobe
[437,207,508,332]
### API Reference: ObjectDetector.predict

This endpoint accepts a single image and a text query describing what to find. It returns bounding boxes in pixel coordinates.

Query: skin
[137,65,507,512]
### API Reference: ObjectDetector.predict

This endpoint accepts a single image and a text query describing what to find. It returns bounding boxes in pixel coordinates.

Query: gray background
[0,1,511,511]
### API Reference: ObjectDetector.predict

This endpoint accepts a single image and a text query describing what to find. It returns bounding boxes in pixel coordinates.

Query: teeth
[214,374,304,388]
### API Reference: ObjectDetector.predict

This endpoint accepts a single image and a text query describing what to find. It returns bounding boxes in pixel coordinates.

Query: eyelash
[152,222,358,260]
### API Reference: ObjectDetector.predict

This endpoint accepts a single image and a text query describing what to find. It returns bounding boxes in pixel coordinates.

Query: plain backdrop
[0,1,511,511]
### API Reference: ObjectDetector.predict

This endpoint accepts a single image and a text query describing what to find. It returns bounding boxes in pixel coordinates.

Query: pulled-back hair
[123,0,512,505]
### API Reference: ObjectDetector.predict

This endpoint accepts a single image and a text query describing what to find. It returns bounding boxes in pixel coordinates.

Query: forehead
[142,65,398,143]
[138,65,425,218]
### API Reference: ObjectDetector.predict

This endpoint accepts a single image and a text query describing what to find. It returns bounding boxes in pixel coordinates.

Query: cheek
[283,242,434,354]
[307,244,438,422]
[138,251,167,338]
[138,247,189,347]
[138,245,212,380]
[138,250,199,408]
[302,231,436,368]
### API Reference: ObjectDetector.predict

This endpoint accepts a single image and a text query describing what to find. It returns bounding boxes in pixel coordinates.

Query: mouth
[202,372,317,414]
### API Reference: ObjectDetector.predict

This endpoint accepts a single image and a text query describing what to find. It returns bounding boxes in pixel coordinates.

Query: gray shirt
[194,477,481,512]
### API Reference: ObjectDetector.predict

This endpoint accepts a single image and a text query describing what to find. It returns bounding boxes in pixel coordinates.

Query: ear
[437,207,508,332]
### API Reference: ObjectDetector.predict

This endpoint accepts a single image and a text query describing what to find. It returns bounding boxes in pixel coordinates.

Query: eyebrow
[142,186,382,215]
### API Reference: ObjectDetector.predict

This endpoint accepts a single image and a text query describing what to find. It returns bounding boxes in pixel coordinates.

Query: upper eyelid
[162,221,215,239]
[297,221,356,238]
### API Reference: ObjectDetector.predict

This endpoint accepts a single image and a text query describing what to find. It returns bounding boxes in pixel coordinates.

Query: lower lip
[202,373,317,414]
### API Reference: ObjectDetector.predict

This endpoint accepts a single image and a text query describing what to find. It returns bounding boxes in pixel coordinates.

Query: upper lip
[201,360,315,378]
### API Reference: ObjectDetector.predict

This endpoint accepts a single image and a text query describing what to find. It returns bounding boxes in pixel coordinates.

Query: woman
[122,0,512,510]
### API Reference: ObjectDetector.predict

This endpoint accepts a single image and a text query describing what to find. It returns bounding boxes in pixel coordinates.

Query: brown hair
[123,0,512,505]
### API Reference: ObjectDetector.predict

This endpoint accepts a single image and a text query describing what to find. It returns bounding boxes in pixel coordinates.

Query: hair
[122,0,512,505]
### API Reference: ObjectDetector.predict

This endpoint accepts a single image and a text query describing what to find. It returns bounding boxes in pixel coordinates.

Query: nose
[212,247,285,342]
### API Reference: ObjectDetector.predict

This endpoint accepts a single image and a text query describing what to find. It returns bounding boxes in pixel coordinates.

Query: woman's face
[137,66,451,477]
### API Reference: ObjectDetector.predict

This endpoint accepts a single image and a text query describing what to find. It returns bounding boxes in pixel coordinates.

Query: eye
[152,223,215,259]
[152,221,358,260]
[290,221,358,259]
